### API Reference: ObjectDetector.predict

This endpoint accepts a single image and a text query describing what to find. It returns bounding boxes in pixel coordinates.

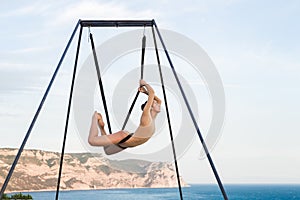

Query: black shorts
[116,133,134,149]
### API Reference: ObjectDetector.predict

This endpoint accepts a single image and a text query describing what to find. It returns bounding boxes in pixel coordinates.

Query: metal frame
[81,19,154,27]
[0,19,228,200]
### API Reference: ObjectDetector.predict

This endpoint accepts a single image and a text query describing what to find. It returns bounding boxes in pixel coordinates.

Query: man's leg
[88,112,111,146]
[88,112,128,148]
[97,112,107,136]
[88,112,101,143]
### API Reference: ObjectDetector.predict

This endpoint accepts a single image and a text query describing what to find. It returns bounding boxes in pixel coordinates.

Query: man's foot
[93,111,105,128]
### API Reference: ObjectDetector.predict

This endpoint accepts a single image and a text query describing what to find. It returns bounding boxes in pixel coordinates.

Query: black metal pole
[55,25,83,200]
[151,26,183,200]
[153,21,228,200]
[0,20,81,199]
[80,20,153,27]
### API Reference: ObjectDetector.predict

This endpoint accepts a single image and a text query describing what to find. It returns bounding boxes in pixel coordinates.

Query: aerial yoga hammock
[87,32,162,155]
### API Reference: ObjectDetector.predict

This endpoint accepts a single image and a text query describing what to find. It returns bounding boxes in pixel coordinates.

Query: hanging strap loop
[89,32,112,134]
[140,35,146,79]
[122,34,146,130]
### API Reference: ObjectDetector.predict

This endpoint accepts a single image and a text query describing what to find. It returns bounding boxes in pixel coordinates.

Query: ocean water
[17,184,300,200]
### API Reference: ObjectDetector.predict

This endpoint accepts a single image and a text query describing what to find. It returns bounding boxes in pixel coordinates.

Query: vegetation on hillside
[2,192,33,199]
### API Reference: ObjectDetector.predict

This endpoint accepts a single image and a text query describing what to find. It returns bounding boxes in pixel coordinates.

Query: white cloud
[0,2,51,17]
[48,1,159,27]
[7,46,51,54]
[0,62,31,70]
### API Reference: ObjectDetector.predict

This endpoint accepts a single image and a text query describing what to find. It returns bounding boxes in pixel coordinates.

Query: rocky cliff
[0,148,186,192]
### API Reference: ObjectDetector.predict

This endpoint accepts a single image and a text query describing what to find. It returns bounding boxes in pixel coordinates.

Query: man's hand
[138,86,148,94]
[140,79,147,86]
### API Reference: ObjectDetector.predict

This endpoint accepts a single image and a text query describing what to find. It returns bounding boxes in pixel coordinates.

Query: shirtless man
[88,79,161,155]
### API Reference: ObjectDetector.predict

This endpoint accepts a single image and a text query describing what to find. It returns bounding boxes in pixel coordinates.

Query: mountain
[0,148,186,192]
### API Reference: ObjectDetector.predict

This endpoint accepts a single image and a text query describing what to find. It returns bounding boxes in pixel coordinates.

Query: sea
[14,184,300,200]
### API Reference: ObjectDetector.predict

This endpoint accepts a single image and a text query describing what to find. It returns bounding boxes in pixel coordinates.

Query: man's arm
[154,95,162,105]
[139,83,161,105]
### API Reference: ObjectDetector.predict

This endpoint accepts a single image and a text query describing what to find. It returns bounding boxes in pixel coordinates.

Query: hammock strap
[89,32,112,134]
[122,34,146,130]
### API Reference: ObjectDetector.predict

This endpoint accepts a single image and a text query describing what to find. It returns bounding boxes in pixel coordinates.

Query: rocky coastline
[0,148,187,192]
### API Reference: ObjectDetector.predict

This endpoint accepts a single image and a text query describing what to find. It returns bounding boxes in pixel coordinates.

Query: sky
[0,0,300,185]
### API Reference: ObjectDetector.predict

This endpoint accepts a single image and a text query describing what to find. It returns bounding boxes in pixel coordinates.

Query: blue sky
[0,0,300,184]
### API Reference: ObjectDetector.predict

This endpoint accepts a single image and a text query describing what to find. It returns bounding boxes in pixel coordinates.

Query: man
[88,79,161,155]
